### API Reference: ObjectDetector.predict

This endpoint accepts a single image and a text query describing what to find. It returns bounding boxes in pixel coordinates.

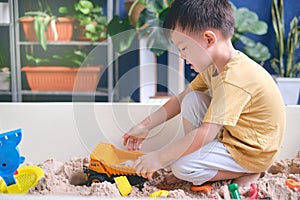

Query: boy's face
[170,28,213,73]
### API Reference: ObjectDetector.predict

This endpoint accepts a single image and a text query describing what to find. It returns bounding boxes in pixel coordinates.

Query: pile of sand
[28,153,300,199]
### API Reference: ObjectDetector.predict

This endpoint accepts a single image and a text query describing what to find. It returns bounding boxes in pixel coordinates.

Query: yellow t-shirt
[189,52,286,172]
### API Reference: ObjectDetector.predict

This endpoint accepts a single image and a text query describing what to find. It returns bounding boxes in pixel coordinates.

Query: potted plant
[107,0,171,56]
[19,0,74,51]
[21,48,102,91]
[108,0,271,61]
[231,3,271,63]
[59,0,107,42]
[0,47,10,91]
[271,0,300,105]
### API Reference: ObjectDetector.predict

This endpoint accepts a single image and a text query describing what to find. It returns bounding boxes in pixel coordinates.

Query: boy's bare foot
[165,174,184,184]
[233,173,260,187]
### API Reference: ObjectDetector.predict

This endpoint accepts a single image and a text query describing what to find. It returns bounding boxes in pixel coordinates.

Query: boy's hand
[134,151,163,181]
[123,125,149,150]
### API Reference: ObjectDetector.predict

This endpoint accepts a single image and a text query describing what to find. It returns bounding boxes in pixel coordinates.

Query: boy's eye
[181,47,186,52]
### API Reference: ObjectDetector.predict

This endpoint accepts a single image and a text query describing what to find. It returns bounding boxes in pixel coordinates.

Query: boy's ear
[203,31,216,47]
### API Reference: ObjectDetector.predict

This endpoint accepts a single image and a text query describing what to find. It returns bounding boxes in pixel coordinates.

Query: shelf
[17,41,109,46]
[21,88,109,96]
[11,0,115,102]
[0,23,10,26]
[0,91,11,95]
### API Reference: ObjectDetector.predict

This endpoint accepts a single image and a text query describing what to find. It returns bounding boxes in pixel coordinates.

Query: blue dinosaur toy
[0,129,25,186]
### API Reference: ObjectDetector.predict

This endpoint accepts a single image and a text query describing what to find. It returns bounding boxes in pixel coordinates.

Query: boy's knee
[171,160,201,183]
[171,158,216,185]
[181,91,211,127]
[170,159,188,180]
[171,158,198,181]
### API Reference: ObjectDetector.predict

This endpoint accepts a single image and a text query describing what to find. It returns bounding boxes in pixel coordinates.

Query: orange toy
[190,184,212,194]
[286,179,300,190]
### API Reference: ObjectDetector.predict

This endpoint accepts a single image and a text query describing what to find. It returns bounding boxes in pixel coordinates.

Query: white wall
[0,103,183,164]
[0,103,298,164]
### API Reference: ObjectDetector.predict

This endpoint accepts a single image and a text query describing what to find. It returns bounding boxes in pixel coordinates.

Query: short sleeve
[203,82,251,126]
[189,74,208,92]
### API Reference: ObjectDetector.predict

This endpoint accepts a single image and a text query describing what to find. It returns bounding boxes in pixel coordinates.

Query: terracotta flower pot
[124,1,146,26]
[19,17,74,42]
[22,66,102,91]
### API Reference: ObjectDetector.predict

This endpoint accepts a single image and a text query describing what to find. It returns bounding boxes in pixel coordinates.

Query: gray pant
[170,91,249,185]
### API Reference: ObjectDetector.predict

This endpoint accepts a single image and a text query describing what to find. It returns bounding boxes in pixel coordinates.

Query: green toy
[228,183,242,200]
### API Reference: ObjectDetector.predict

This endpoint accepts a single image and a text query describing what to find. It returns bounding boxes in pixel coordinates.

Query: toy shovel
[0,165,44,194]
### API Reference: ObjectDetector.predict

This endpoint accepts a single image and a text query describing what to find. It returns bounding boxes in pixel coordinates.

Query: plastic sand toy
[286,179,300,190]
[247,183,258,200]
[190,184,212,194]
[0,129,25,186]
[228,183,242,200]
[149,190,169,198]
[84,142,147,186]
[0,129,44,194]
[0,165,44,194]
[114,176,132,196]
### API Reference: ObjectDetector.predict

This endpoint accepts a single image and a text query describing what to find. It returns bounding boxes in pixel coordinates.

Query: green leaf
[244,42,271,62]
[74,49,87,58]
[158,8,169,23]
[39,16,51,51]
[80,16,92,24]
[52,54,63,60]
[107,16,133,36]
[238,21,268,35]
[85,23,96,33]
[78,0,93,15]
[26,54,50,65]
[33,16,42,43]
[234,7,268,35]
[233,34,256,47]
[107,16,136,53]
[136,8,159,30]
[92,6,103,14]
[146,27,170,56]
[94,15,107,24]
[58,6,69,14]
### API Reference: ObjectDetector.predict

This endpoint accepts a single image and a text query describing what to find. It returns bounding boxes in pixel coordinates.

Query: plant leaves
[58,6,69,14]
[77,0,93,15]
[107,16,136,53]
[244,42,271,62]
[39,16,51,51]
[85,23,96,33]
[234,33,256,47]
[146,27,170,56]
[234,7,268,35]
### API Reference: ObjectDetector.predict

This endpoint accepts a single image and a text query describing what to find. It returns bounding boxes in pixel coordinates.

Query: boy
[123,0,286,187]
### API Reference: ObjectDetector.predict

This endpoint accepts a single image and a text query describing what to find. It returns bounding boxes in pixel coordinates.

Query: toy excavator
[83,142,147,186]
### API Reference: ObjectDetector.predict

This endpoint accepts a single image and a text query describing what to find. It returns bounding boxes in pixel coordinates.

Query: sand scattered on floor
[28,152,300,199]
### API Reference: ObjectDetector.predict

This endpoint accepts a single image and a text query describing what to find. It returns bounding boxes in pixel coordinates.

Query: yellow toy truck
[83,142,147,186]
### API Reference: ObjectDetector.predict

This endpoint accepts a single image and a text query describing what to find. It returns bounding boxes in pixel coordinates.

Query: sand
[27,152,300,199]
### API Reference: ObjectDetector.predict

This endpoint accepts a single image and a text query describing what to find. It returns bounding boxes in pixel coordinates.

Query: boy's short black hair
[163,0,235,38]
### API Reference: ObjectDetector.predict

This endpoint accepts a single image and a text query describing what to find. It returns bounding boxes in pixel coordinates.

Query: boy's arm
[123,87,193,150]
[134,122,222,179]
[159,122,222,163]
[140,86,193,129]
